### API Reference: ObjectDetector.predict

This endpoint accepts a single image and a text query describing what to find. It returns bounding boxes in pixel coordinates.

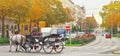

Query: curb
[112,50,120,54]
[0,43,9,46]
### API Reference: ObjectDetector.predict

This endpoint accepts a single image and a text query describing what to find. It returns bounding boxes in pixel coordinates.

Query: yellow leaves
[33,3,40,12]
[66,18,74,22]
[1,0,33,22]
[35,0,40,2]
[65,8,70,14]
[86,17,97,24]
[31,1,42,21]
[85,16,98,28]
[65,8,74,22]
[100,0,120,28]
[106,18,112,28]
[105,10,120,28]
[39,21,46,28]
[30,0,52,21]
[0,0,67,26]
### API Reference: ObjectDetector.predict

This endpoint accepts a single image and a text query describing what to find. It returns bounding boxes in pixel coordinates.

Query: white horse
[8,30,26,52]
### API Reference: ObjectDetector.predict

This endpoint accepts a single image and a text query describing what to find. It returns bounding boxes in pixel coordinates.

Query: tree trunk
[1,16,5,38]
[29,19,32,32]
[113,25,117,34]
[79,24,82,32]
[18,16,20,31]
[37,21,39,32]
[17,24,20,31]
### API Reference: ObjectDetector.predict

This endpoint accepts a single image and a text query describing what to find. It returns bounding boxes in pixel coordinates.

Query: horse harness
[10,34,22,45]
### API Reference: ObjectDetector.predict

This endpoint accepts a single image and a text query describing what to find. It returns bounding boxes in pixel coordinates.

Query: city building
[59,0,86,29]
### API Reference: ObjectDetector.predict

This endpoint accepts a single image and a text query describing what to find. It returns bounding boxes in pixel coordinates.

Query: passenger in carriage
[29,24,40,46]
[33,24,38,32]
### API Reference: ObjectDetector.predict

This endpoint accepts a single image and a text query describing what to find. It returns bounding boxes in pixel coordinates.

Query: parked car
[105,33,111,39]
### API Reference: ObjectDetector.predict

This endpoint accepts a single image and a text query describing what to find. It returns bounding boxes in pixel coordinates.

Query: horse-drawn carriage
[9,27,66,54]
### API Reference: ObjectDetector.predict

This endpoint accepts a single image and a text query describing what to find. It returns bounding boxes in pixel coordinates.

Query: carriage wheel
[55,40,64,53]
[43,38,53,54]
[34,43,42,52]
[25,47,31,52]
[25,42,31,52]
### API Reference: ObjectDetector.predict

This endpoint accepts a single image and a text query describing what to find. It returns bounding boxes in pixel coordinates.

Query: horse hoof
[9,50,11,52]
[16,49,18,52]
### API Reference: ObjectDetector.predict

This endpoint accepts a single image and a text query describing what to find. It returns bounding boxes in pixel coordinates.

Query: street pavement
[0,34,120,56]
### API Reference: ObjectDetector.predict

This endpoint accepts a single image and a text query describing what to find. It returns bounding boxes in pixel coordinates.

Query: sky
[72,0,112,24]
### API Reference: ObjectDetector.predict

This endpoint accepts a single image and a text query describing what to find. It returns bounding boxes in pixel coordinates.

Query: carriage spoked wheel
[24,42,31,52]
[34,43,42,52]
[54,40,64,53]
[43,37,53,54]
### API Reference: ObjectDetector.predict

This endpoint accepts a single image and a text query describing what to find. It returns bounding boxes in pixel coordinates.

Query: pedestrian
[32,24,38,32]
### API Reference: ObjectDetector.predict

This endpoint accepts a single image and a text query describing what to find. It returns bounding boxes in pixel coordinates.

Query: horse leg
[18,44,22,52]
[21,36,26,51]
[15,42,18,52]
[20,45,25,51]
[19,43,24,51]
[22,38,26,50]
[15,45,18,52]
[9,41,12,52]
[17,42,23,52]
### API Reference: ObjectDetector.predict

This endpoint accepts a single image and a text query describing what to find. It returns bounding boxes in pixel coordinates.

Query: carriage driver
[30,24,39,46]
[14,29,20,34]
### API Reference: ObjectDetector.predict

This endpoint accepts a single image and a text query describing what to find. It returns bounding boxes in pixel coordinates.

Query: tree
[100,0,120,33]
[83,16,98,33]
[0,0,67,37]
[29,0,67,26]
[0,5,6,37]
[41,0,67,26]
[0,0,32,37]
[65,8,74,22]
[0,0,12,37]
[11,0,32,31]
[71,25,79,33]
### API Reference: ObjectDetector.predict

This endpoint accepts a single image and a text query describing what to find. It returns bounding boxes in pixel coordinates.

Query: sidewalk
[0,43,9,46]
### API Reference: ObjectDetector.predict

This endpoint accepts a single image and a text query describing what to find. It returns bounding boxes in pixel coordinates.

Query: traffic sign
[66,25,70,31]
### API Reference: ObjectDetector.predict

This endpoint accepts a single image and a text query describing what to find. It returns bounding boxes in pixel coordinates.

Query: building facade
[59,0,86,29]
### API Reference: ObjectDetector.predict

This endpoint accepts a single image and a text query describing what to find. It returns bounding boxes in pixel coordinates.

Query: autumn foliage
[82,16,98,30]
[100,1,120,30]
[0,0,67,37]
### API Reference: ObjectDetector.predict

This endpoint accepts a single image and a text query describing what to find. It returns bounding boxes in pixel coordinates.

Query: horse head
[8,30,14,38]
